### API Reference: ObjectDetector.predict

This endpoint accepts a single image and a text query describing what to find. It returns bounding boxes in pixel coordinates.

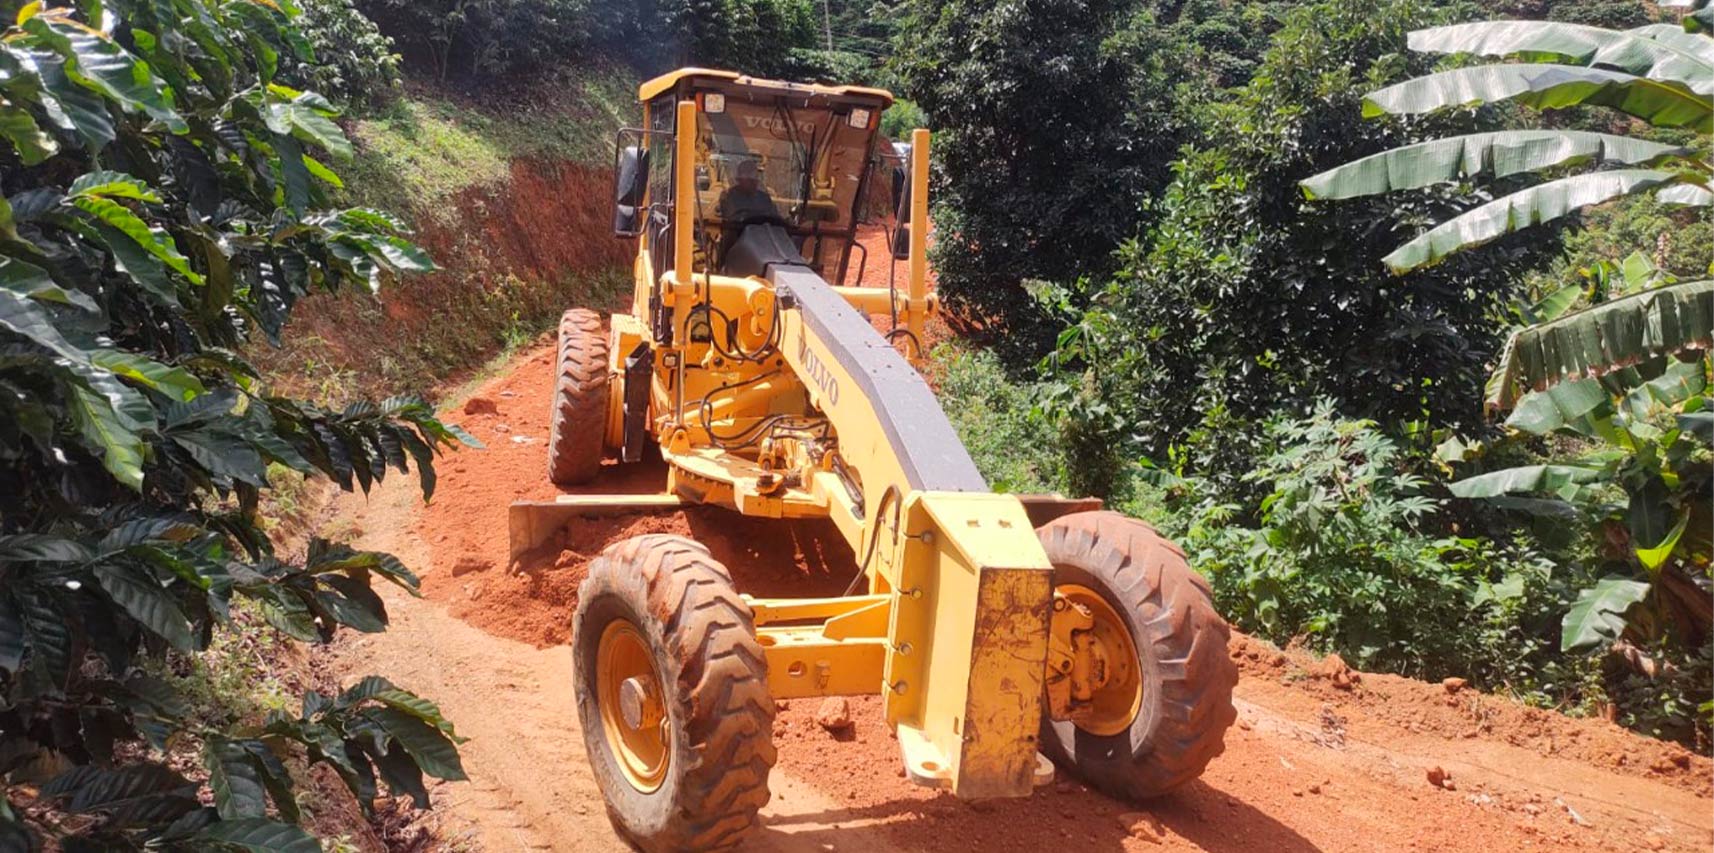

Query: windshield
[695,98,872,233]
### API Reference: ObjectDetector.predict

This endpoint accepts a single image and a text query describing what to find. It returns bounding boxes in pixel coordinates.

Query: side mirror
[890,167,911,261]
[613,143,649,237]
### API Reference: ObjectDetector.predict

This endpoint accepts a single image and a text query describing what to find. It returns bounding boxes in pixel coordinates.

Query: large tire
[1036,511,1237,799]
[571,535,776,852]
[547,308,609,486]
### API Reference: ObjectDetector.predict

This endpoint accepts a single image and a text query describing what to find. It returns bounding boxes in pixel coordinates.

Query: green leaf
[0,287,82,359]
[1449,464,1604,497]
[203,737,267,820]
[20,15,185,132]
[195,818,320,853]
[1561,577,1649,650]
[1635,511,1689,571]
[1679,410,1714,441]
[302,153,343,188]
[71,196,203,285]
[333,232,438,274]
[265,93,351,160]
[69,385,148,490]
[0,256,97,311]
[1487,280,1713,409]
[1364,65,1712,130]
[171,427,267,486]
[91,349,206,401]
[1628,23,1714,67]
[45,763,195,813]
[1406,21,1714,93]
[362,706,466,781]
[0,95,57,164]
[1531,283,1583,322]
[1658,184,1714,207]
[68,170,160,202]
[313,588,385,633]
[254,587,318,641]
[1384,170,1679,273]
[1299,130,1685,200]
[93,563,196,650]
[0,534,93,562]
[18,46,116,148]
[1504,378,1609,434]
[367,741,428,808]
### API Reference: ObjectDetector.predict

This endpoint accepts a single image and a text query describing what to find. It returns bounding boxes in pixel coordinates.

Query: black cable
[886,327,923,359]
[844,484,901,596]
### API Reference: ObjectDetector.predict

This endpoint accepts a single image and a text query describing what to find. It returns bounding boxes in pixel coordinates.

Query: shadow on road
[751,779,1323,852]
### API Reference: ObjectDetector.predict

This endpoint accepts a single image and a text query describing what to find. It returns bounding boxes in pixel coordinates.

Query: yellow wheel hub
[597,620,670,792]
[1052,584,1143,737]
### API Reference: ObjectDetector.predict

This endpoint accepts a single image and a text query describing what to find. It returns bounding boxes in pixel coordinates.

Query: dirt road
[322,340,1713,852]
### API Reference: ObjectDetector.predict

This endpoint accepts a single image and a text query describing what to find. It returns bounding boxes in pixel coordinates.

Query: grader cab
[507,68,1238,851]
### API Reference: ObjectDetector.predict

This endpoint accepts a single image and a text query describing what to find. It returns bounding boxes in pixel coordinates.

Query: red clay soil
[410,325,1712,853]
[256,159,632,399]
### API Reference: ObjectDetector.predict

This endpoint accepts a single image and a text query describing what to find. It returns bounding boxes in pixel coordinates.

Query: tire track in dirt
[322,339,1711,852]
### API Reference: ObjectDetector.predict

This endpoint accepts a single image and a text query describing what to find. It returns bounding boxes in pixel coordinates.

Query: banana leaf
[1384,169,1677,273]
[1628,23,1714,66]
[1299,130,1685,200]
[1487,279,1714,409]
[1658,184,1714,207]
[1407,21,1714,93]
[1364,65,1712,130]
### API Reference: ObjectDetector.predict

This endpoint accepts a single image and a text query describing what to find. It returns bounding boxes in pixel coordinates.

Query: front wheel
[547,308,609,485]
[1036,511,1237,799]
[571,535,776,852]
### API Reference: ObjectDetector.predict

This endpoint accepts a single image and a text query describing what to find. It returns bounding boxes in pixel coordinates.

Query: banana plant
[1445,255,1711,652]
[1299,14,1713,274]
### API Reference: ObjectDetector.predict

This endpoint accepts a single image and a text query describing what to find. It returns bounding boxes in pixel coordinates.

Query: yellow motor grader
[507,68,1237,851]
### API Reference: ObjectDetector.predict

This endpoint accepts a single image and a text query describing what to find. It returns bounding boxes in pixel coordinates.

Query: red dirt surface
[387,323,1710,853]
[256,159,632,400]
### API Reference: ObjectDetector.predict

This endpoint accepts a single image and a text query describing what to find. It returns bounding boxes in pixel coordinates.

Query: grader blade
[507,494,683,563]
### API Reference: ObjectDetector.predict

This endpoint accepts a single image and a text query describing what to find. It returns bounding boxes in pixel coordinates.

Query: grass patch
[341,63,635,220]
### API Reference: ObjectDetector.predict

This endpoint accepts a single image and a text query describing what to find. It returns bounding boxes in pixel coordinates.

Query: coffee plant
[283,0,402,111]
[0,1,473,848]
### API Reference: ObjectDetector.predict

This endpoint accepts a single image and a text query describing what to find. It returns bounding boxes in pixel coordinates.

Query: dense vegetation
[910,0,1711,746]
[0,2,471,847]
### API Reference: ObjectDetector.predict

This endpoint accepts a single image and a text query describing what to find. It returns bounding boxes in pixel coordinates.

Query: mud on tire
[547,308,609,485]
[1036,511,1238,799]
[571,535,776,852]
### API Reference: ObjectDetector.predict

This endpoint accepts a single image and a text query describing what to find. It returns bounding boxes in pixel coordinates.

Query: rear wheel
[1036,511,1237,799]
[572,535,776,852]
[548,308,609,485]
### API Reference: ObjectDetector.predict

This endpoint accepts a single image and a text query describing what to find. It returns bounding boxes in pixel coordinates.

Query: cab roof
[638,67,894,107]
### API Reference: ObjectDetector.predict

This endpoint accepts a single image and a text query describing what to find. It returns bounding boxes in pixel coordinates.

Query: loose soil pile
[346,332,1711,853]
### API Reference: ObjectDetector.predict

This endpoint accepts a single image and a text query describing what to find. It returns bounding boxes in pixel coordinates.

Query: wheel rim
[596,620,670,792]
[1057,583,1143,737]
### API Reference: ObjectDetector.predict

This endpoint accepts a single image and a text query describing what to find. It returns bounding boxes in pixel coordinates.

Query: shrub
[0,3,470,846]
[284,0,403,111]
[932,344,1065,494]
[1166,403,1581,682]
[358,0,596,80]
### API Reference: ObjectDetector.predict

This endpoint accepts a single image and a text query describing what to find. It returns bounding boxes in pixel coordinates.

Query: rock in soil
[1442,677,1469,694]
[1117,812,1165,843]
[815,697,853,732]
[1317,653,1361,690]
[1427,766,1449,788]
[463,397,499,415]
